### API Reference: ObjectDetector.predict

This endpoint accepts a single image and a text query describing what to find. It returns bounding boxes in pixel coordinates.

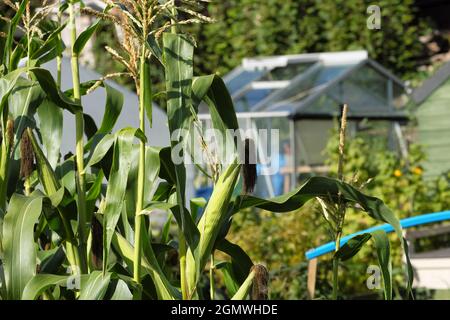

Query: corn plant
[0,0,413,300]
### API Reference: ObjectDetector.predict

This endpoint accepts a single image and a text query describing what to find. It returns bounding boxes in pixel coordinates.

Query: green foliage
[324,124,450,296]
[324,125,450,218]
[227,206,327,299]
[189,0,429,79]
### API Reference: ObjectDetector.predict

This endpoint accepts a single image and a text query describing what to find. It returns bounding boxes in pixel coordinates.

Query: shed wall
[417,78,450,177]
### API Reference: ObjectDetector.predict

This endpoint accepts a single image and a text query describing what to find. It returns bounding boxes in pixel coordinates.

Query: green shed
[414,61,450,177]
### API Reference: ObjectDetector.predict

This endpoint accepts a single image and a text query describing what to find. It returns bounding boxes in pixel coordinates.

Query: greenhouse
[197,50,412,197]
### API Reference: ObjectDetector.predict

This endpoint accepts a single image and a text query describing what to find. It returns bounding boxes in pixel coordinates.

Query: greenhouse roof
[219,50,410,120]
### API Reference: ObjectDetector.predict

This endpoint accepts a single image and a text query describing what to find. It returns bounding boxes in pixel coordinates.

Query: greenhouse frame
[196,50,412,197]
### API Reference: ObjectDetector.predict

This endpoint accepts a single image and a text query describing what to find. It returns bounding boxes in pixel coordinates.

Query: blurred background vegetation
[189,0,429,80]
[90,0,449,105]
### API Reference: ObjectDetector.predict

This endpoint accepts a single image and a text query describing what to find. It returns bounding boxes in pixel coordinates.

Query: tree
[188,0,429,80]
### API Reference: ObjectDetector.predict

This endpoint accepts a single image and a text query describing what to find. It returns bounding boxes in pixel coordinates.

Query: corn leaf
[79,271,111,300]
[37,99,63,169]
[110,279,133,300]
[335,230,392,300]
[371,230,392,300]
[163,33,194,139]
[39,246,66,274]
[162,37,194,305]
[8,77,45,140]
[334,234,372,261]
[110,231,180,300]
[158,147,176,186]
[215,238,253,285]
[192,74,239,133]
[27,128,61,195]
[2,0,29,70]
[83,82,124,151]
[102,128,145,273]
[86,133,115,168]
[28,68,82,114]
[191,74,240,163]
[231,269,255,300]
[137,200,199,251]
[3,192,43,299]
[22,274,72,300]
[96,84,124,134]
[191,75,214,111]
[215,261,240,297]
[0,69,25,115]
[163,33,194,228]
[28,128,82,273]
[146,35,162,64]
[73,20,101,55]
[0,265,6,299]
[31,22,67,61]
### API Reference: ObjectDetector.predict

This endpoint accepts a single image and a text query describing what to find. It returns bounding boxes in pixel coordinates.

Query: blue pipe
[305,210,450,260]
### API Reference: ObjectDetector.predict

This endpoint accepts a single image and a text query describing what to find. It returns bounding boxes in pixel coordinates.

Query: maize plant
[0,0,413,300]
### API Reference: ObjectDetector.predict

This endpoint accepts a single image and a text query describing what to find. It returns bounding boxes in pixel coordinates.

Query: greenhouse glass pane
[392,82,410,110]
[235,88,276,112]
[336,65,389,114]
[262,64,354,111]
[259,62,315,81]
[298,64,399,117]
[300,92,341,116]
[355,120,393,149]
[226,69,266,95]
[251,116,292,197]
[315,65,352,85]
[294,120,333,166]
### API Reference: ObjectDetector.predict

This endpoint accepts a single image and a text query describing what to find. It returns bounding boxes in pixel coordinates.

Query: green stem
[332,229,342,300]
[0,117,13,213]
[178,230,188,299]
[42,290,55,300]
[332,203,345,300]
[133,43,147,284]
[170,3,177,33]
[0,134,9,213]
[27,27,31,71]
[56,1,80,277]
[209,253,215,300]
[69,2,88,274]
[168,7,189,299]
[57,7,62,87]
[24,178,31,196]
[332,104,348,300]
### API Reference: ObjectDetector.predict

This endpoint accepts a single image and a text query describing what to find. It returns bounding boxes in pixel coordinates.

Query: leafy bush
[189,0,429,79]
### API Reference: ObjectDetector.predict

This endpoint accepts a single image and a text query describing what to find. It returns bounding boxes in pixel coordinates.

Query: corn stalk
[68,1,88,274]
